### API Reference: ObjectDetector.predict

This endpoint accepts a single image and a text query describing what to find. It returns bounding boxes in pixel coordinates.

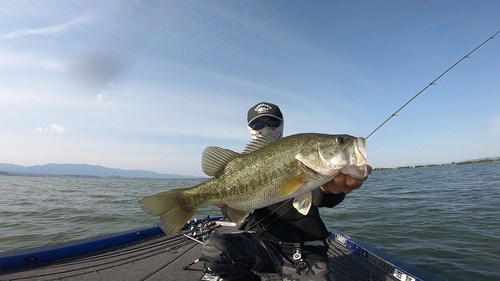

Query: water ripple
[1,163,500,280]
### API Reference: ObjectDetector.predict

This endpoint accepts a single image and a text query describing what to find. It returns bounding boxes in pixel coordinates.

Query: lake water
[1,162,499,280]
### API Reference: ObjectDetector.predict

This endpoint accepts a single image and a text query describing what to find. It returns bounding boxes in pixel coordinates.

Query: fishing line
[245,198,295,231]
[475,259,500,281]
[365,29,500,139]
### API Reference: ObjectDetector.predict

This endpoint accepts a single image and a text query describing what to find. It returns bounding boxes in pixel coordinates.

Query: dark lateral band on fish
[139,133,368,234]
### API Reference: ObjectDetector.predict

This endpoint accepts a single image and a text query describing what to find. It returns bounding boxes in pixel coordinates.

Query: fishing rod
[365,29,500,140]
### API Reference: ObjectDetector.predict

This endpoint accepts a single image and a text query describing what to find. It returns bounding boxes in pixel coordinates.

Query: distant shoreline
[2,158,498,177]
[0,172,207,179]
[0,163,198,179]
[374,158,500,171]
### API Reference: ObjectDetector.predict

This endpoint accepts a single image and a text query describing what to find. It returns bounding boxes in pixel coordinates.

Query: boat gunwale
[0,217,220,269]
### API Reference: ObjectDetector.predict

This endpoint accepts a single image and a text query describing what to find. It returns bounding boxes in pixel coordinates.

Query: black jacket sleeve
[311,188,346,207]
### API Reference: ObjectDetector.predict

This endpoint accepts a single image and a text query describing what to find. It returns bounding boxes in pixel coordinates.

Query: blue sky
[1,1,499,176]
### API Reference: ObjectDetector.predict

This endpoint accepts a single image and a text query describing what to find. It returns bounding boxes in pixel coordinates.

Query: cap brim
[247,115,283,126]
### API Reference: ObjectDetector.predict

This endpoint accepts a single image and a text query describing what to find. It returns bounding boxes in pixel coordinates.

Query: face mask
[248,122,284,140]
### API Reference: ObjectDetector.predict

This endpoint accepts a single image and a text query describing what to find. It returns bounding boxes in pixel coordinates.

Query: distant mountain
[0,163,196,179]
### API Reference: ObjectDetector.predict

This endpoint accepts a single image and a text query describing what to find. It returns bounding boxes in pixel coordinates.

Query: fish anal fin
[277,173,305,197]
[293,192,312,215]
[202,147,240,177]
[226,207,251,223]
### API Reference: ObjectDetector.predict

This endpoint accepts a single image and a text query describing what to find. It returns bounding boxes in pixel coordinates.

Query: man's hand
[320,165,372,194]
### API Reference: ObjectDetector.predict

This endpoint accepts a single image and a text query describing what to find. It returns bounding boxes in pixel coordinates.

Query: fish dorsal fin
[226,207,251,223]
[277,173,306,197]
[243,135,277,154]
[293,192,312,215]
[202,146,240,177]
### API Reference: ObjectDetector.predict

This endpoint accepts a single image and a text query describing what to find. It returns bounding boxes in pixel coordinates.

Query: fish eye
[336,137,345,144]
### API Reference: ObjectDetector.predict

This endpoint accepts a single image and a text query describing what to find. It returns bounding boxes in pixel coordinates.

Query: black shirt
[243,189,346,243]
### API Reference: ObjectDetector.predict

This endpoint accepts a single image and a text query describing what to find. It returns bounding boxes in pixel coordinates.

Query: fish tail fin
[139,188,196,234]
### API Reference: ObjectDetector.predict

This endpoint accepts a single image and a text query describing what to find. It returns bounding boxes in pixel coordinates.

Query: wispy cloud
[97,90,111,105]
[34,124,66,134]
[0,51,70,70]
[97,90,107,101]
[0,13,98,40]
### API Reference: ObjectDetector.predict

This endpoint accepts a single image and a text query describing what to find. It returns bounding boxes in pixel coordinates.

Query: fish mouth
[340,137,368,180]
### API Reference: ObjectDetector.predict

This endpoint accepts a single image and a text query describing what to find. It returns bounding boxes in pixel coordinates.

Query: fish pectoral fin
[226,207,251,223]
[202,146,240,177]
[277,173,306,197]
[293,192,312,215]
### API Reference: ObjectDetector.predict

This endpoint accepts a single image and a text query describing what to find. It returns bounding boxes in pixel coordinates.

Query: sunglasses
[249,119,282,130]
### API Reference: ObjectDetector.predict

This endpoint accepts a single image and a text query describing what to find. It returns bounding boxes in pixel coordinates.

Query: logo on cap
[254,103,272,113]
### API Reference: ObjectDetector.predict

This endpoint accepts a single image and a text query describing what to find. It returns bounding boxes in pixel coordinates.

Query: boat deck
[1,231,206,281]
[0,220,445,281]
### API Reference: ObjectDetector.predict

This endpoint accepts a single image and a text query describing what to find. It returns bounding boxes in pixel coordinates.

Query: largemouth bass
[140,133,368,234]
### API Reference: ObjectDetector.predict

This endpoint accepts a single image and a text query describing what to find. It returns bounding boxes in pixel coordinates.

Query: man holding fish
[140,101,370,280]
[199,102,372,281]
